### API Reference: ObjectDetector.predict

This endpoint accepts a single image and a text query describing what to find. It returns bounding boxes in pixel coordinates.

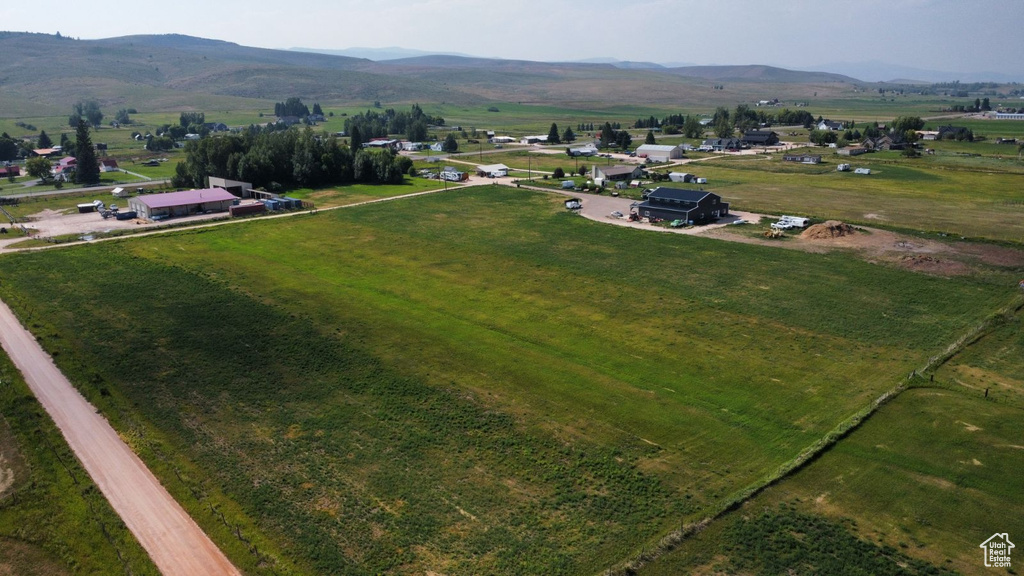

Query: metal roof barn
[129,188,238,220]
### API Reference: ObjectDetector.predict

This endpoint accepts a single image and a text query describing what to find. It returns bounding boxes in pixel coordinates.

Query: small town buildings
[277,116,301,127]
[208,176,254,198]
[917,130,939,141]
[593,165,642,182]
[635,187,729,223]
[782,153,822,164]
[668,172,696,183]
[401,141,424,151]
[100,159,119,172]
[475,163,509,177]
[0,165,20,178]
[365,138,400,150]
[128,188,237,220]
[862,134,906,151]
[741,130,780,147]
[489,136,516,144]
[635,144,683,162]
[203,122,229,132]
[994,112,1024,120]
[838,146,868,156]
[429,142,445,152]
[936,125,971,140]
[701,137,742,151]
[568,144,598,157]
[31,148,60,157]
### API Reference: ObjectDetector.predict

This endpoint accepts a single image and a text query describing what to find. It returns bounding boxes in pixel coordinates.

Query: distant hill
[663,64,859,84]
[0,32,890,117]
[291,46,475,61]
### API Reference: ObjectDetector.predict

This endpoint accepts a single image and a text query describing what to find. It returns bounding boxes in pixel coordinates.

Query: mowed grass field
[0,186,1016,574]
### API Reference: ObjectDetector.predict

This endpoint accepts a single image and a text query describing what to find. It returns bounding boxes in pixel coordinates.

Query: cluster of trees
[545,123,575,145]
[344,104,444,143]
[274,98,310,118]
[599,122,632,149]
[0,133,22,161]
[172,127,412,191]
[69,100,103,128]
[114,108,133,125]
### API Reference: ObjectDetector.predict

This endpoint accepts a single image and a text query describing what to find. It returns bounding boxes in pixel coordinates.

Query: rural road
[0,298,241,576]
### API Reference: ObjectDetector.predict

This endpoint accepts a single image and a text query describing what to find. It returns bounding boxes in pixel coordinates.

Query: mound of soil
[897,254,970,276]
[801,220,855,239]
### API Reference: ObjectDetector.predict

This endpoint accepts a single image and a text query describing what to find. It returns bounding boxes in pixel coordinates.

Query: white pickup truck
[771,216,810,230]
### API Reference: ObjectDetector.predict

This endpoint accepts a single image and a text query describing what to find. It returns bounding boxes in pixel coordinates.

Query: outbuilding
[593,164,642,181]
[635,187,728,223]
[635,144,683,162]
[782,153,822,164]
[128,188,237,220]
[475,163,509,177]
[209,176,254,198]
[741,130,780,147]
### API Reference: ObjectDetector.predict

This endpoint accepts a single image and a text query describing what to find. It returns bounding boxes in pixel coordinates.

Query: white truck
[837,163,851,172]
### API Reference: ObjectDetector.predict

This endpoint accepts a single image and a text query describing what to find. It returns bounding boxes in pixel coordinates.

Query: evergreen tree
[547,123,561,145]
[562,126,575,143]
[442,133,459,153]
[312,102,324,116]
[645,131,656,145]
[73,119,100,185]
[349,125,363,150]
[37,130,53,149]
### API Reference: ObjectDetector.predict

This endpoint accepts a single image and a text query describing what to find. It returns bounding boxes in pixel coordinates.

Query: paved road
[2,179,169,199]
[0,299,241,576]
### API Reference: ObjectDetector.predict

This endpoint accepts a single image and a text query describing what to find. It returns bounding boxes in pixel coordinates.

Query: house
[307,114,325,122]
[277,116,302,127]
[917,130,939,141]
[782,153,822,164]
[519,135,548,145]
[741,130,779,147]
[816,120,846,131]
[208,176,254,198]
[0,165,20,178]
[635,144,683,162]
[128,188,238,220]
[99,158,119,172]
[862,134,906,151]
[668,172,696,183]
[593,165,642,182]
[203,122,229,132]
[635,187,729,223]
[936,125,971,140]
[838,146,868,156]
[475,163,509,178]
[429,142,445,152]
[401,141,424,151]
[31,148,61,157]
[701,137,742,151]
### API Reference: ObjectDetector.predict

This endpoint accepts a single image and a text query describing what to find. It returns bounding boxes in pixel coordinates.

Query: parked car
[610,211,624,218]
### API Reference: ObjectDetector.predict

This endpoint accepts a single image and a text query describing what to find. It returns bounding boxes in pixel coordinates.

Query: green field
[676,149,1024,242]
[0,185,1015,574]
[0,350,158,575]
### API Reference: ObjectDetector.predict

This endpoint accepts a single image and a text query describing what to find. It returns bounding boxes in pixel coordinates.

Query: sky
[6,0,1024,79]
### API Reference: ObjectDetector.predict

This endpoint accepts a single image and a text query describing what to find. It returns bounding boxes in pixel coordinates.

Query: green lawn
[0,186,1012,574]
[0,350,158,575]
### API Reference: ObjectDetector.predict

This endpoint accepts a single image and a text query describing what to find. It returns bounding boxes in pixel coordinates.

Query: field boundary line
[606,292,1024,575]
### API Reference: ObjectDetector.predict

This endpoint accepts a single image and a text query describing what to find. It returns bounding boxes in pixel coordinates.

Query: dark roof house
[702,137,742,151]
[635,187,729,223]
[741,130,779,146]
[782,153,822,164]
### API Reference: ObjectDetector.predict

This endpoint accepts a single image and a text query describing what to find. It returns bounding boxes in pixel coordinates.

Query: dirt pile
[801,220,855,239]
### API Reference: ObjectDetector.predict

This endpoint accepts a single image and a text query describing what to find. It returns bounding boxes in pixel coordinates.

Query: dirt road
[0,298,241,576]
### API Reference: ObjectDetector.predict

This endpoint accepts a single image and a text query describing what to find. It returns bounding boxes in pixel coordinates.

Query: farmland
[0,185,1016,573]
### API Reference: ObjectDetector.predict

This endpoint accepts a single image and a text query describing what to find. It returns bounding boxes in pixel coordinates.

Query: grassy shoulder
[0,349,158,575]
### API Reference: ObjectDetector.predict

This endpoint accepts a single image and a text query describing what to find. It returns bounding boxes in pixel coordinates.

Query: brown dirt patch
[895,254,971,276]
[0,538,70,576]
[801,220,856,239]
[952,242,1024,267]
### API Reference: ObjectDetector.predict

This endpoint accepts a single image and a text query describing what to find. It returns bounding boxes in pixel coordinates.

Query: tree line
[172,127,412,191]
[344,104,444,143]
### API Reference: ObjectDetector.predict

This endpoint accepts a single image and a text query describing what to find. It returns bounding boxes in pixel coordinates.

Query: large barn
[635,187,729,223]
[635,144,683,162]
[129,188,237,220]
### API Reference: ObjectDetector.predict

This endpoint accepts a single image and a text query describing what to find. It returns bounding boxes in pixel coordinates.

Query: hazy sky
[7,0,1024,77]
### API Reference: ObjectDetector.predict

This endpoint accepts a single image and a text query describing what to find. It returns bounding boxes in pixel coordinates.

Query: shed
[209,176,254,198]
[476,164,510,177]
[635,144,683,162]
[593,165,642,181]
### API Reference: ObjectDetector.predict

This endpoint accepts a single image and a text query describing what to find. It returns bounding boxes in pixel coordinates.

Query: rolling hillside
[0,32,870,116]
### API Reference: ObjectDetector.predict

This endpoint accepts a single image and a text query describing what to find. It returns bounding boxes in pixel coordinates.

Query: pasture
[0,185,1014,574]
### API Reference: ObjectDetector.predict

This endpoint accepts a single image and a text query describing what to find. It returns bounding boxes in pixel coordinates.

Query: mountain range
[0,32,1004,118]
